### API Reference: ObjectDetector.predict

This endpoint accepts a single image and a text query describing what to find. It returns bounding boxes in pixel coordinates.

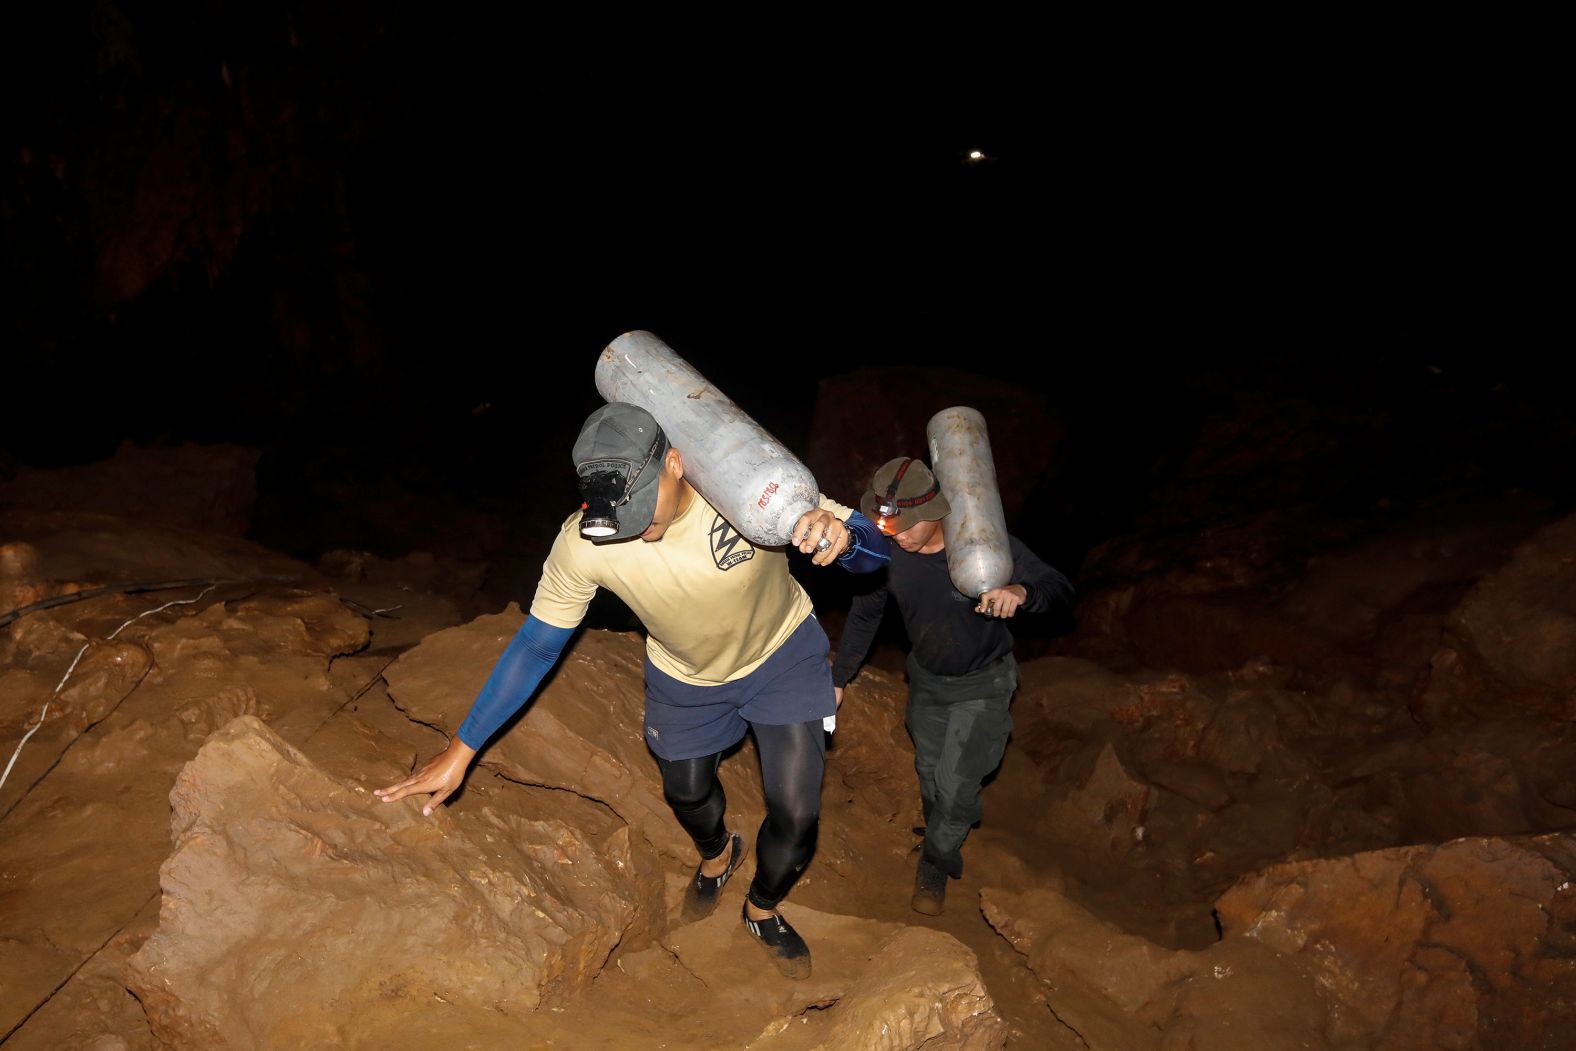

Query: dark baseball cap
[860,457,951,534]
[572,403,669,541]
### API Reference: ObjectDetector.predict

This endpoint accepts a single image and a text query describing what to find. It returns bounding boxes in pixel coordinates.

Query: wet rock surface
[383,608,698,859]
[128,716,646,1048]
[382,605,920,893]
[6,15,1571,1046]
[517,906,1011,1050]
[0,586,372,1040]
[1216,833,1576,1051]
[1416,514,1576,725]
[6,447,1576,1047]
[982,884,1334,1051]
[986,829,1576,1051]
[2,511,1001,1050]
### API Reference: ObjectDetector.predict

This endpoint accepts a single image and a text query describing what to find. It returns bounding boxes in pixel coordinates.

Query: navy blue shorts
[643,614,837,760]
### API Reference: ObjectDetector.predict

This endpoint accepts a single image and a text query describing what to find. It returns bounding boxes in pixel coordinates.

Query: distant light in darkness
[966,149,986,162]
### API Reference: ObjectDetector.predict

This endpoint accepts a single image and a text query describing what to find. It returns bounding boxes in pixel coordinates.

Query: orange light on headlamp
[874,499,901,536]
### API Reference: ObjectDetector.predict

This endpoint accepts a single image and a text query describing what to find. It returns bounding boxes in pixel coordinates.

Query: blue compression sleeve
[837,511,891,574]
[455,617,574,749]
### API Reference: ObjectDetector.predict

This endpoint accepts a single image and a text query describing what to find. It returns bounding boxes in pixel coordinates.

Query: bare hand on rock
[374,738,477,816]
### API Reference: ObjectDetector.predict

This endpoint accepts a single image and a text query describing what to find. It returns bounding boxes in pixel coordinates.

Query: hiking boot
[681,831,744,922]
[742,902,812,980]
[912,855,948,916]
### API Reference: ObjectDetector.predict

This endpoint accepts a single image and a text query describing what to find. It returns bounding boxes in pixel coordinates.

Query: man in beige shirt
[378,402,851,979]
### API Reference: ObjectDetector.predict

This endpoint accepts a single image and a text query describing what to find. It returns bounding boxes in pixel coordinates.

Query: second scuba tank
[927,406,1012,598]
[595,331,821,547]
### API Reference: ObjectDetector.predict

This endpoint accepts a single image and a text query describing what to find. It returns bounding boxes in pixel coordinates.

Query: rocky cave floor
[2,442,1575,1051]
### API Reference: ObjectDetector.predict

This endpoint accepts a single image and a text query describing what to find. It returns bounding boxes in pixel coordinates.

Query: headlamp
[874,500,900,536]
[578,469,627,537]
[576,429,664,539]
[871,458,941,538]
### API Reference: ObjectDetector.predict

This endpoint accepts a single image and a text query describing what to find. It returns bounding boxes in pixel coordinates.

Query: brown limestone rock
[1040,740,1152,860]
[780,926,1009,1050]
[819,661,915,822]
[0,616,152,813]
[383,608,688,848]
[982,885,1334,1051]
[1453,515,1576,692]
[1419,514,1576,723]
[4,903,162,1051]
[0,443,260,536]
[127,716,643,1050]
[0,541,43,579]
[1216,832,1576,1051]
[180,589,369,660]
[381,605,925,922]
[5,976,159,1051]
[0,540,48,613]
[382,606,766,859]
[670,905,1008,1050]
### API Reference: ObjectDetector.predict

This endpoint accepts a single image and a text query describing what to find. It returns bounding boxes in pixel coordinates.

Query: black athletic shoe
[681,831,744,922]
[912,855,947,916]
[742,902,812,980]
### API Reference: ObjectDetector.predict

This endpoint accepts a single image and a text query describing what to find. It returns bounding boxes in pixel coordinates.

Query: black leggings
[656,719,826,910]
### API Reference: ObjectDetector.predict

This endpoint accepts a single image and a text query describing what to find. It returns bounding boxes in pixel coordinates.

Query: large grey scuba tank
[927,406,1012,598]
[595,331,820,547]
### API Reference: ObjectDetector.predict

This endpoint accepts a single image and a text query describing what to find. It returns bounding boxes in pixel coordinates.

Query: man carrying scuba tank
[378,402,888,980]
[832,455,1074,915]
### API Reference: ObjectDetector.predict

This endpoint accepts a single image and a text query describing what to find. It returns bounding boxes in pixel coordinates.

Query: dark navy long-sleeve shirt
[831,534,1073,684]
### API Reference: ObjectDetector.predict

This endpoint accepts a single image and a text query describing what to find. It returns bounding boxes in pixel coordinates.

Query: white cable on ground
[0,702,50,794]
[0,586,218,794]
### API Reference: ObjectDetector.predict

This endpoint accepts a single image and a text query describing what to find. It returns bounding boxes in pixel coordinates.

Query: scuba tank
[595,331,821,547]
[927,406,1012,598]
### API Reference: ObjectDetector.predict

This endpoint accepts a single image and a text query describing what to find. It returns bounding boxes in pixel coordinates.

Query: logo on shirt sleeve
[709,514,756,570]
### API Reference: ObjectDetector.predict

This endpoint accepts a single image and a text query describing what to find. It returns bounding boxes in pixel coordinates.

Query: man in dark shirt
[832,457,1074,914]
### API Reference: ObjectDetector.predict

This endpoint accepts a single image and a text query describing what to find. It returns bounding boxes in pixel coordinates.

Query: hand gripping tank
[927,406,1012,598]
[595,331,821,547]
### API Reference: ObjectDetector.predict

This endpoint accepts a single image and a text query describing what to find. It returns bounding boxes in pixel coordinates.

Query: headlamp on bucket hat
[859,457,951,536]
[572,403,669,540]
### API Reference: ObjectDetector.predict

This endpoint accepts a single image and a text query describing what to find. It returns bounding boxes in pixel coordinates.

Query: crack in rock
[1044,1000,1092,1049]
